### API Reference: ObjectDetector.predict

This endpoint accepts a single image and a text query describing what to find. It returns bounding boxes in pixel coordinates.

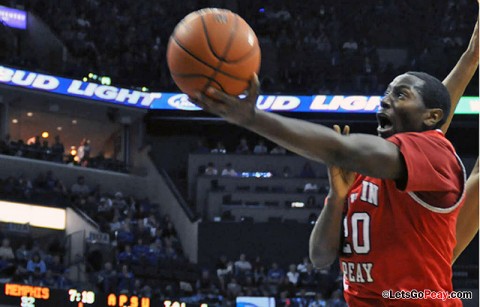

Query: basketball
[166,8,261,97]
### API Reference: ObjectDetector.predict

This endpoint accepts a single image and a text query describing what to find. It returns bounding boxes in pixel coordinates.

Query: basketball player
[191,15,478,307]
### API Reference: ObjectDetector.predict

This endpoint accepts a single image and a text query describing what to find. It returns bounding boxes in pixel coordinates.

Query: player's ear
[423,108,444,128]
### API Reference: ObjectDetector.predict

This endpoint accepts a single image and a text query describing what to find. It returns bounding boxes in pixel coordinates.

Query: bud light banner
[0,6,27,30]
[0,66,478,114]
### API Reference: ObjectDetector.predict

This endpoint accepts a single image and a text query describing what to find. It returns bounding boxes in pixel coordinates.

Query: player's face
[376,74,428,138]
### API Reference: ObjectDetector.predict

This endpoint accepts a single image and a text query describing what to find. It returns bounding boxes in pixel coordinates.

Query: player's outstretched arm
[309,125,356,268]
[193,78,406,181]
[441,17,479,134]
[453,158,479,263]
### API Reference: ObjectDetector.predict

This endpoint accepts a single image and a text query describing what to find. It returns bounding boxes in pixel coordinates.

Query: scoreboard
[1,284,151,307]
[0,283,211,307]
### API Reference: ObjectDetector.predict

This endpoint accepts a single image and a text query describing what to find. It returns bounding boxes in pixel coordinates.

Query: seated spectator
[242,276,261,296]
[56,269,74,289]
[0,239,16,261]
[134,219,152,243]
[309,293,328,307]
[299,263,318,291]
[146,238,164,265]
[27,253,47,277]
[196,269,217,295]
[211,141,227,154]
[16,175,33,199]
[143,213,159,236]
[33,173,49,194]
[286,264,299,286]
[234,253,252,279]
[15,244,31,265]
[97,261,117,293]
[328,289,347,307]
[48,255,65,278]
[116,223,135,246]
[70,176,90,197]
[253,139,268,154]
[295,289,310,307]
[270,144,287,155]
[0,256,12,273]
[216,255,233,291]
[162,221,178,241]
[44,170,57,191]
[10,265,28,284]
[253,264,267,287]
[235,137,250,154]
[98,196,113,215]
[267,262,285,290]
[300,162,316,178]
[226,277,242,299]
[42,270,57,287]
[204,162,218,175]
[163,238,178,259]
[132,238,150,261]
[53,179,68,199]
[277,276,296,298]
[113,191,128,213]
[117,264,135,294]
[117,245,138,266]
[317,266,335,297]
[221,163,238,177]
[297,256,310,273]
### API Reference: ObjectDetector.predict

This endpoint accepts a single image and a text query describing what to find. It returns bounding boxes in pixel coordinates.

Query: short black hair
[405,71,451,129]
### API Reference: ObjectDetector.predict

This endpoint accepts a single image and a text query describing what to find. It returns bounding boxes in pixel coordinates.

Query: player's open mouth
[376,113,393,133]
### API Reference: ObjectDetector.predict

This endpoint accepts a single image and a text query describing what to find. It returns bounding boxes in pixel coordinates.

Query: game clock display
[0,283,151,307]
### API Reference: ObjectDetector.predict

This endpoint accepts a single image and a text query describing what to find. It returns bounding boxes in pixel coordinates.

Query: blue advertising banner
[0,6,27,29]
[1,65,478,114]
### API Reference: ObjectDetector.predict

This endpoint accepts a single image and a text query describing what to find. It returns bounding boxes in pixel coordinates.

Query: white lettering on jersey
[359,181,379,206]
[341,261,374,283]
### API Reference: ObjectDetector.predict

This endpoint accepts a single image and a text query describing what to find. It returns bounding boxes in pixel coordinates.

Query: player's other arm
[441,18,479,134]
[310,196,345,268]
[453,158,479,263]
[309,125,356,268]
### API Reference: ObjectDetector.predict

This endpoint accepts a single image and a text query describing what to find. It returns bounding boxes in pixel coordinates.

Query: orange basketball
[166,8,261,97]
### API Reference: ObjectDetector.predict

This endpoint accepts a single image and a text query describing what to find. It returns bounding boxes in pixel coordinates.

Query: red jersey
[339,130,465,306]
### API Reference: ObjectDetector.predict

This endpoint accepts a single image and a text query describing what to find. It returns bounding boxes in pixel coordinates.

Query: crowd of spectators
[0,134,128,173]
[208,254,345,306]
[0,0,476,97]
[193,137,289,156]
[0,234,71,290]
[0,166,345,306]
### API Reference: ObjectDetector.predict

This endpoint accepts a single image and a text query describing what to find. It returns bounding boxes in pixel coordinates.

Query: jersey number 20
[343,212,371,254]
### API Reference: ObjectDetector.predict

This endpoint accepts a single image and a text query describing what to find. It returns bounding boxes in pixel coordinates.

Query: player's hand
[327,125,357,201]
[190,74,260,127]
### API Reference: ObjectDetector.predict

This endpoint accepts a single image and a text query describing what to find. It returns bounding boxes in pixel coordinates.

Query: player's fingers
[343,125,350,136]
[333,125,341,134]
[246,73,260,101]
[194,92,219,112]
[206,87,236,104]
